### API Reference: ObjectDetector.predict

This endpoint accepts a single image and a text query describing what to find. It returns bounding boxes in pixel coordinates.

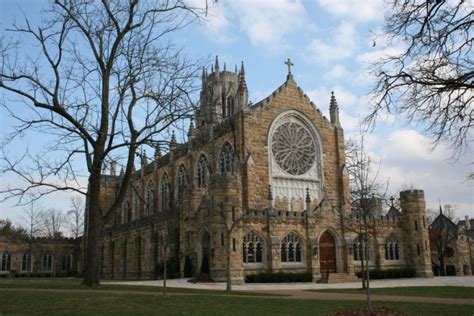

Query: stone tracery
[272,121,316,175]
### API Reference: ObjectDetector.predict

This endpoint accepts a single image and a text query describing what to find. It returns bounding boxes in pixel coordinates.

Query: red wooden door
[320,231,337,273]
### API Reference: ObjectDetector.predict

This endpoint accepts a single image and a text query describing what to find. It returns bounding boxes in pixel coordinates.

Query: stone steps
[317,273,359,284]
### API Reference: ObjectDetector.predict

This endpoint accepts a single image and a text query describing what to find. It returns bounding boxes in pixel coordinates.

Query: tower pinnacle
[329,91,341,127]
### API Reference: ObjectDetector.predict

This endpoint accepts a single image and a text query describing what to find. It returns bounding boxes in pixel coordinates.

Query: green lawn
[0,278,279,296]
[1,290,473,316]
[308,286,474,299]
[1,279,473,315]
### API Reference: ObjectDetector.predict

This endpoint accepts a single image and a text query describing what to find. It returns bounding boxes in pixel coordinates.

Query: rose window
[271,122,316,175]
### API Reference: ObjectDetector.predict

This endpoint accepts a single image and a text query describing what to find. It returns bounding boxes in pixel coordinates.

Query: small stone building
[430,212,473,276]
[96,58,434,283]
[0,236,80,277]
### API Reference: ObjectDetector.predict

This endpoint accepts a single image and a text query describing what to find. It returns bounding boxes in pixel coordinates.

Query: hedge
[245,272,312,283]
[356,267,416,279]
[155,256,180,279]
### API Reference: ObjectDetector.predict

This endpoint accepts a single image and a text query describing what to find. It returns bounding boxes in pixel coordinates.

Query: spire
[235,64,238,73]
[154,145,161,160]
[170,130,177,150]
[187,119,194,139]
[329,91,341,127]
[390,196,395,207]
[215,55,219,71]
[223,62,226,72]
[214,55,220,79]
[141,150,147,166]
[238,61,247,90]
[439,204,443,215]
[201,67,206,90]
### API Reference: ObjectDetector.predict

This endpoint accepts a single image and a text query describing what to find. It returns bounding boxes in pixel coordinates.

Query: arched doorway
[446,265,456,276]
[319,231,337,274]
[198,229,211,275]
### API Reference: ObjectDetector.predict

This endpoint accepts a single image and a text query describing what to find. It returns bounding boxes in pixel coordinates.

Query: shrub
[245,272,312,283]
[155,256,180,279]
[356,267,416,279]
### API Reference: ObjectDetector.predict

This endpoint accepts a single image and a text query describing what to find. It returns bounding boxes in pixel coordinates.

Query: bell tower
[195,57,248,132]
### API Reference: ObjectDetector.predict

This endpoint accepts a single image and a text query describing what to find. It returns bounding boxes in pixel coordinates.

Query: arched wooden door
[319,231,337,273]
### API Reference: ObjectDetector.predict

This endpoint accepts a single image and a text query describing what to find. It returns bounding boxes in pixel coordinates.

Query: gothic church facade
[98,58,433,283]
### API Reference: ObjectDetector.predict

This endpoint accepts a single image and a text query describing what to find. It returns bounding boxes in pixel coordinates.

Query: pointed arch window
[219,142,234,174]
[1,252,11,271]
[21,253,32,272]
[61,254,72,271]
[131,189,140,220]
[145,179,155,215]
[353,235,371,261]
[177,164,187,199]
[222,94,227,118]
[227,96,235,116]
[160,173,170,211]
[196,154,209,188]
[42,253,53,272]
[281,233,303,263]
[243,232,264,263]
[385,234,400,260]
[122,200,131,223]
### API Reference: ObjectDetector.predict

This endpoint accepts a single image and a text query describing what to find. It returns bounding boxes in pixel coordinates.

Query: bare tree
[0,1,206,287]
[427,204,458,225]
[42,208,65,238]
[217,202,247,292]
[67,196,84,239]
[428,204,458,276]
[18,203,44,277]
[368,0,473,156]
[158,221,176,297]
[41,208,65,278]
[344,135,388,308]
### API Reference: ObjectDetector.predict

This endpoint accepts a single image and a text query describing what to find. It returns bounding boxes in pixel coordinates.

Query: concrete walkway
[103,275,474,291]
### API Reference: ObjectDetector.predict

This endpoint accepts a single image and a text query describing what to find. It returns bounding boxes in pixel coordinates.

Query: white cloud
[308,21,357,63]
[358,45,405,65]
[367,129,474,218]
[325,65,350,81]
[229,0,310,50]
[306,85,362,131]
[317,0,384,22]
[193,0,315,50]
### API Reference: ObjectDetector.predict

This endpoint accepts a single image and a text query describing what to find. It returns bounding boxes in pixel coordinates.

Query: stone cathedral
[97,58,435,283]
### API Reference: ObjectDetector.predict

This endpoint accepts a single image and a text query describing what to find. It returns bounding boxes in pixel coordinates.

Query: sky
[0,0,472,224]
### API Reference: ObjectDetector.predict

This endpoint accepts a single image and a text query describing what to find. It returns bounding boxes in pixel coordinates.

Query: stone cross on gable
[284,58,294,75]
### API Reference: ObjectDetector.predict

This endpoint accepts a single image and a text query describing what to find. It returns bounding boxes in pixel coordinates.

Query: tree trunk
[226,239,232,292]
[360,252,366,289]
[440,256,446,276]
[365,240,371,309]
[163,257,167,296]
[82,173,102,287]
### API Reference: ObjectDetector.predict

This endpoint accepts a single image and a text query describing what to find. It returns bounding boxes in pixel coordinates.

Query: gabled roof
[386,206,400,218]
[431,212,458,236]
